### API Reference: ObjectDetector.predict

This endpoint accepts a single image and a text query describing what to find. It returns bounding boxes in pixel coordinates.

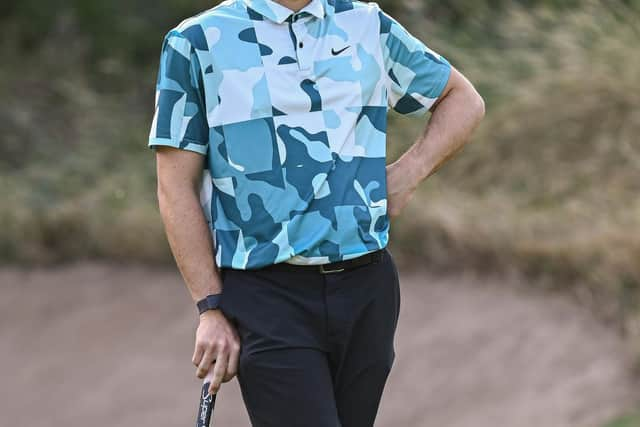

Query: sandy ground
[0,264,637,427]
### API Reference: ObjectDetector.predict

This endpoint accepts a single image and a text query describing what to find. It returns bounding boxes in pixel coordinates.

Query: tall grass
[0,28,167,264]
[388,0,640,350]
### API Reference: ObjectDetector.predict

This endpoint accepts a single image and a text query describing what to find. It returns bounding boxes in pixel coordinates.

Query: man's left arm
[386,66,485,217]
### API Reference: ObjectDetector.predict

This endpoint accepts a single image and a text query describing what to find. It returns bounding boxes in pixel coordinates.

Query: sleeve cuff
[148,137,208,155]
[395,61,452,116]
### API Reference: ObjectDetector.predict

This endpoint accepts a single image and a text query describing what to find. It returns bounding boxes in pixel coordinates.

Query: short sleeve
[376,6,452,116]
[148,30,209,154]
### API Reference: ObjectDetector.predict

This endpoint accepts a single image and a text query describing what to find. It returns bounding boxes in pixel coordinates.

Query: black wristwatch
[196,294,222,315]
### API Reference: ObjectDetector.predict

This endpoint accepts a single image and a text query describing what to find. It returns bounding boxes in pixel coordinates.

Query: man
[149,0,484,425]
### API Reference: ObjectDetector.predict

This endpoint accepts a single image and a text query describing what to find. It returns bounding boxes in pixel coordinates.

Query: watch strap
[197,294,222,315]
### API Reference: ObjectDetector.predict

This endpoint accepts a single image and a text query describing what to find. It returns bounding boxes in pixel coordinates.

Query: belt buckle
[319,264,345,274]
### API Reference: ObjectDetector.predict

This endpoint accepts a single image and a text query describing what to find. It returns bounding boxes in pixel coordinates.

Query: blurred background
[1,0,639,426]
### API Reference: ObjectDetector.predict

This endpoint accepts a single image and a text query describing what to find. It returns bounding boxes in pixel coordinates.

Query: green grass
[605,412,640,427]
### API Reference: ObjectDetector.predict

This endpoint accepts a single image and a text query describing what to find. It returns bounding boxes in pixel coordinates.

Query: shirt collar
[244,0,327,24]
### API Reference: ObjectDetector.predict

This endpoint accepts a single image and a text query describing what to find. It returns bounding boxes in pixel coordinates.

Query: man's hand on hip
[386,160,421,218]
[192,309,241,394]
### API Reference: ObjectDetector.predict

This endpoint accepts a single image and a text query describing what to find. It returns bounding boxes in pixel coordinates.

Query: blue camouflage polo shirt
[149,0,451,269]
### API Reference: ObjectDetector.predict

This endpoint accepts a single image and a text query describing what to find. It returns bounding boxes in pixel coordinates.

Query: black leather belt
[262,249,385,274]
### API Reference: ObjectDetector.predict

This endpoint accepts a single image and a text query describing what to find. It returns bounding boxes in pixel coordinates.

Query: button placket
[292,19,311,71]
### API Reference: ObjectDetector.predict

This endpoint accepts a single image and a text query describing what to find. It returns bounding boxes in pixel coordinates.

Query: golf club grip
[196,381,216,427]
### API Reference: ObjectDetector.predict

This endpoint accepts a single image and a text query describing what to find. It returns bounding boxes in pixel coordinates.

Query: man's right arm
[155,146,240,395]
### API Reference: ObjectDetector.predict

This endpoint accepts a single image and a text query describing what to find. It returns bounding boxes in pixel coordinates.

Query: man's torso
[187,0,391,269]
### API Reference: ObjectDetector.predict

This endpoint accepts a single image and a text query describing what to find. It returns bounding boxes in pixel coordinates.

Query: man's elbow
[156,179,169,205]
[476,92,486,121]
[469,86,486,123]
[156,175,199,211]
[156,169,173,202]
[156,178,174,213]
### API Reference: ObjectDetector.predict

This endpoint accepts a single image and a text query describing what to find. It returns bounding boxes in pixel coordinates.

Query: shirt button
[299,41,304,48]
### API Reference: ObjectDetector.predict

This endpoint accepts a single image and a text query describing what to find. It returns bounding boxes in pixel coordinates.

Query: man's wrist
[199,310,221,322]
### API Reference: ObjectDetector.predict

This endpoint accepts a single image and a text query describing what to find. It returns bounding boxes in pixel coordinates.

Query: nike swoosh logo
[331,46,350,56]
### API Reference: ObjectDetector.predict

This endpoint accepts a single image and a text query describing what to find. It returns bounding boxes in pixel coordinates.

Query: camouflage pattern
[149,0,451,269]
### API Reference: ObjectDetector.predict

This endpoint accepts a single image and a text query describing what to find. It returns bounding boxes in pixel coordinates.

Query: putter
[196,370,217,427]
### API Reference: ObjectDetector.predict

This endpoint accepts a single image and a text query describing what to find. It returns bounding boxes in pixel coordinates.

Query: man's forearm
[400,78,485,184]
[158,185,222,302]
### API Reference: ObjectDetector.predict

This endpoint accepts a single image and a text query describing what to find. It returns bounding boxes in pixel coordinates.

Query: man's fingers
[197,348,216,379]
[192,342,205,367]
[208,349,229,394]
[223,340,240,383]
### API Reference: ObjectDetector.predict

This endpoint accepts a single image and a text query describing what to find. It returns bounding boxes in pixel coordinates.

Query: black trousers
[219,248,401,427]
